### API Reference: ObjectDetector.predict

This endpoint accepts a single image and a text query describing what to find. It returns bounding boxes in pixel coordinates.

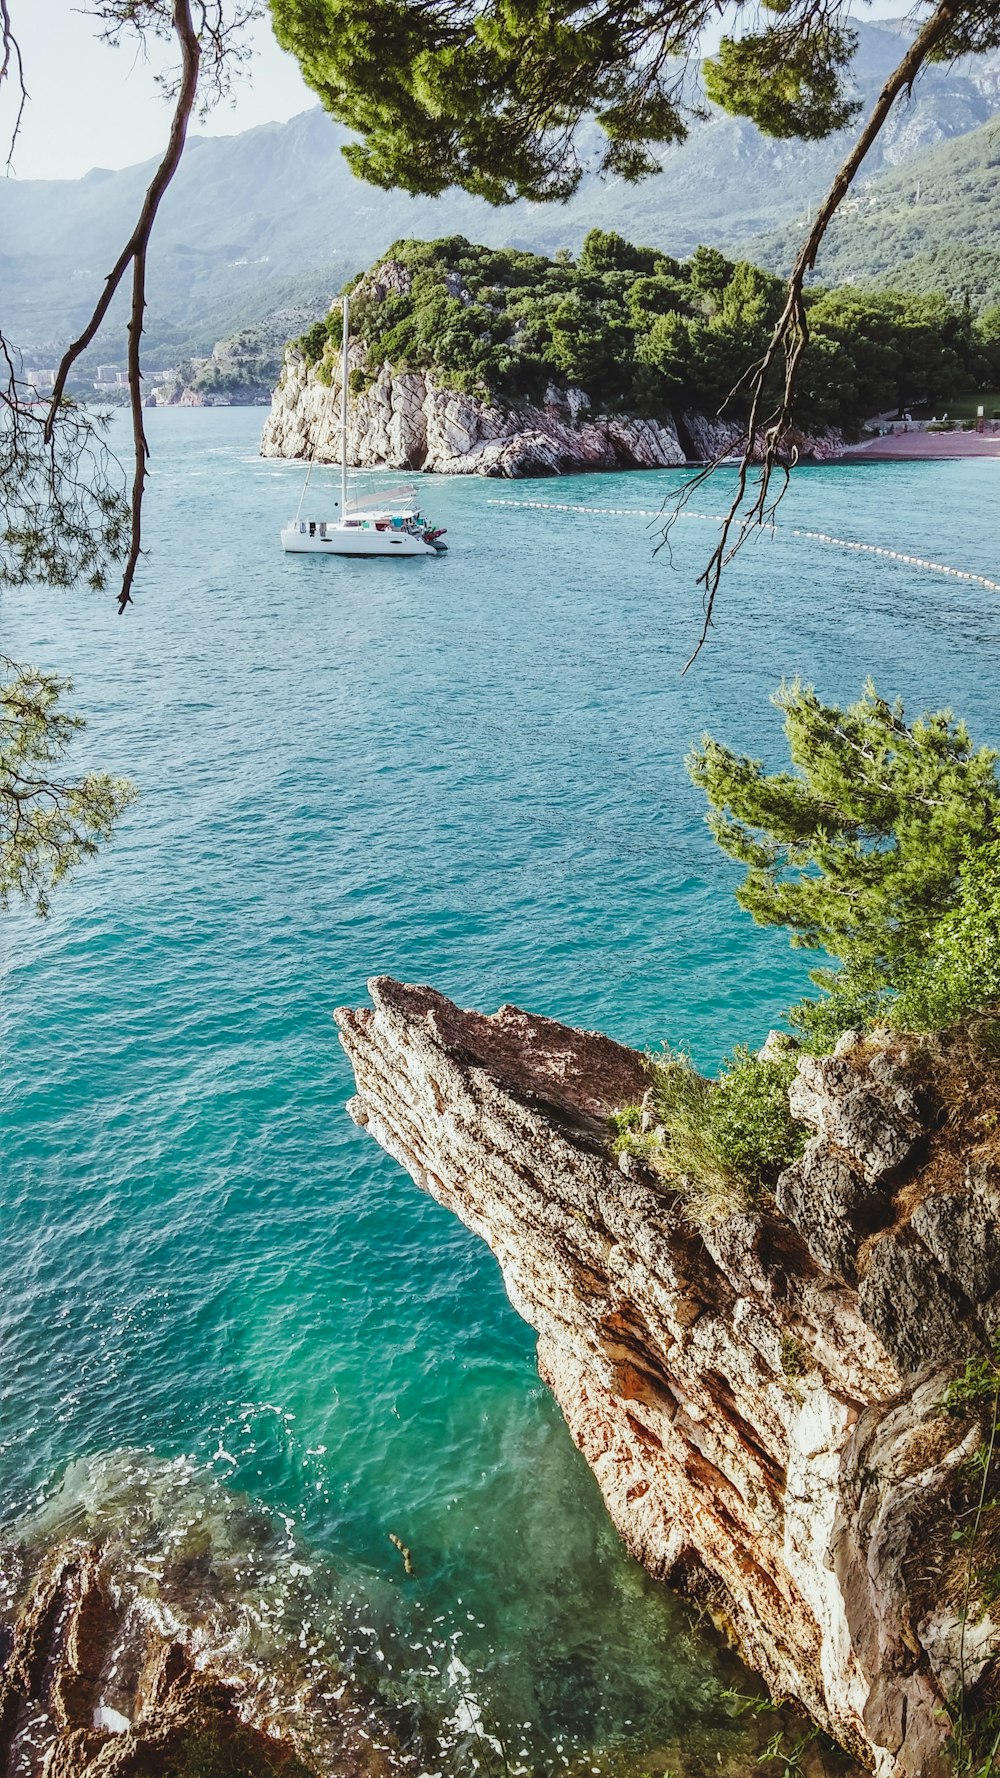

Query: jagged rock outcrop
[0,1453,411,1778]
[260,257,844,475]
[336,980,1000,1778]
[679,409,846,465]
[261,351,689,476]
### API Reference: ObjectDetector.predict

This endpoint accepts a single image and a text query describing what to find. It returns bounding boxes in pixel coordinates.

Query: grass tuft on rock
[613,1046,806,1224]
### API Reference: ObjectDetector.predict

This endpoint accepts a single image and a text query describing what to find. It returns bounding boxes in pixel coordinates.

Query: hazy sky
[2,0,914,183]
[0,1,316,180]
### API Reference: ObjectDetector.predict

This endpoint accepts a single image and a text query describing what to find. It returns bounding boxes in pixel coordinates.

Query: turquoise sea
[3,409,999,1770]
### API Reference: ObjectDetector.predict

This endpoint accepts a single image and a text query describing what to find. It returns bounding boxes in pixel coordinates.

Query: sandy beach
[841,429,1000,460]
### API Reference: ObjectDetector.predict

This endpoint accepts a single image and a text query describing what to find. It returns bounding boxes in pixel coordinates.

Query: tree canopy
[299,233,1000,426]
[268,0,1000,204]
[1,658,136,917]
[689,679,1000,1029]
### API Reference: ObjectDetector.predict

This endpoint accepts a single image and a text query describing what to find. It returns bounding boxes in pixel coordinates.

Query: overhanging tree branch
[670,0,963,671]
[0,0,27,167]
[44,0,202,614]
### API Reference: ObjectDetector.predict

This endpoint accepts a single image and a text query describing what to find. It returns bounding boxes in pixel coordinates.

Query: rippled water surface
[3,410,999,1766]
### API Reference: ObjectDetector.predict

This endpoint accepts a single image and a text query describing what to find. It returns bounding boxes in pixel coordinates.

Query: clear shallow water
[2,410,999,1767]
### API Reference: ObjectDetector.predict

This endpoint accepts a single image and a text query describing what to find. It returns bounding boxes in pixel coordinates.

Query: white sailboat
[280,295,448,558]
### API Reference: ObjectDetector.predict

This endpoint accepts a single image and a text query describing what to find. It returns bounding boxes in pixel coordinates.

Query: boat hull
[281,525,441,557]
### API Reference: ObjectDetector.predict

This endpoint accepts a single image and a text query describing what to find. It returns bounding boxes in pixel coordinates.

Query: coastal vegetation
[298,233,1000,427]
[270,0,1000,207]
[751,119,1000,313]
[615,681,1000,1218]
[0,658,136,918]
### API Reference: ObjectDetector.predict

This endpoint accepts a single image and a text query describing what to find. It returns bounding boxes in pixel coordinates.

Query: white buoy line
[486,498,726,521]
[791,529,1000,593]
[485,499,999,593]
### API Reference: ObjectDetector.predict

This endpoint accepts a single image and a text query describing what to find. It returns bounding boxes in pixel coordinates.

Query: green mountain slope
[3,21,999,365]
[749,120,1000,306]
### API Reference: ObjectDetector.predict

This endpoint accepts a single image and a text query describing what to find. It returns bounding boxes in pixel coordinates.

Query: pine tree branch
[0,0,27,168]
[44,0,202,612]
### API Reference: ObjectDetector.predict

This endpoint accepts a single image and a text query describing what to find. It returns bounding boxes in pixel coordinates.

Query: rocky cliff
[336,978,1000,1777]
[260,258,845,477]
[261,349,691,476]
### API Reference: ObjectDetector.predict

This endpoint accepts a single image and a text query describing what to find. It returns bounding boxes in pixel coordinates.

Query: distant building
[24,368,56,394]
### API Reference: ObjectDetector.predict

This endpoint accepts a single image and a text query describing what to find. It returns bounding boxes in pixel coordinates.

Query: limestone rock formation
[336,979,1000,1778]
[261,351,689,476]
[260,258,844,476]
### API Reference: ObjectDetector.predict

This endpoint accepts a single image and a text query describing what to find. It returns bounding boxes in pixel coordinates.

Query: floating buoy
[797,527,1000,592]
[487,503,1000,592]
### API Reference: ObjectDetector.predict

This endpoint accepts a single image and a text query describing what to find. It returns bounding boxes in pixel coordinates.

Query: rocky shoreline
[259,261,845,477]
[0,1453,412,1778]
[261,351,846,477]
[0,1450,851,1778]
[337,978,1000,1778]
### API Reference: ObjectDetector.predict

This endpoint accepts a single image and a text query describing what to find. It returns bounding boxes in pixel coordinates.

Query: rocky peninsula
[337,977,1000,1778]
[261,242,848,476]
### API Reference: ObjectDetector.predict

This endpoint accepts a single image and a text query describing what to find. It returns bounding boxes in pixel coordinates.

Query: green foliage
[704,1047,806,1183]
[689,679,1000,1018]
[2,403,129,593]
[614,1046,805,1223]
[307,233,994,425]
[268,0,1000,205]
[940,1339,1000,1776]
[296,319,332,364]
[752,119,1000,319]
[894,841,1000,1031]
[802,285,983,414]
[704,24,860,141]
[786,982,889,1053]
[779,1334,808,1381]
[1,658,136,917]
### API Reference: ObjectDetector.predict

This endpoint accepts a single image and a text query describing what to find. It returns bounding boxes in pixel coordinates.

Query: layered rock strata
[336,978,1000,1778]
[261,351,689,476]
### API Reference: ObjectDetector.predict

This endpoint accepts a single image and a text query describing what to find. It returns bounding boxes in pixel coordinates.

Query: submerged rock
[336,979,1000,1777]
[0,1452,412,1778]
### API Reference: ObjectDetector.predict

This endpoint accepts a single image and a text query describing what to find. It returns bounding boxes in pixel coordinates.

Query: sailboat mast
[340,293,349,517]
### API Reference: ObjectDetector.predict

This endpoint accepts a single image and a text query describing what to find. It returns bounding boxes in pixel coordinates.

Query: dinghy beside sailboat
[279,294,448,558]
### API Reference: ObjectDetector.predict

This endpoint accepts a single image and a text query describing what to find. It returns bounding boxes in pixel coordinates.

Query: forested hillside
[299,234,1000,427]
[751,119,1000,307]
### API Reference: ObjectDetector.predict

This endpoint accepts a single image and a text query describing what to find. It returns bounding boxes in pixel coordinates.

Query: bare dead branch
[667,0,963,672]
[121,244,151,613]
[45,0,202,612]
[0,0,28,168]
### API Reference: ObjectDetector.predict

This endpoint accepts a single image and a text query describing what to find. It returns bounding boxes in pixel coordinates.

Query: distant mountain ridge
[3,19,999,365]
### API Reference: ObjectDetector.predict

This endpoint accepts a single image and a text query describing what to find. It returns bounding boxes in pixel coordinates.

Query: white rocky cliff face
[336,978,1000,1778]
[261,349,689,477]
[260,258,844,477]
